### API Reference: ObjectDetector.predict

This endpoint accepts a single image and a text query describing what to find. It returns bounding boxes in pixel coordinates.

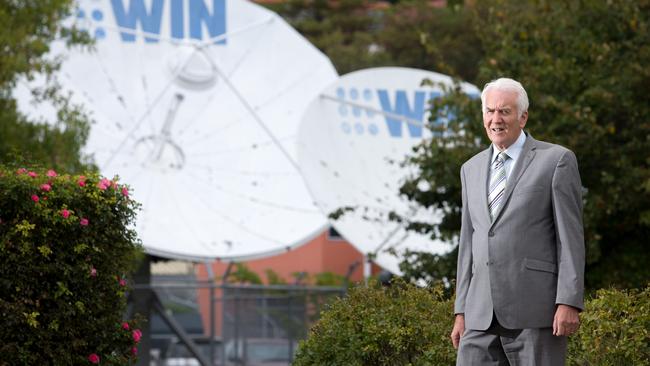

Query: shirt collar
[491,130,527,163]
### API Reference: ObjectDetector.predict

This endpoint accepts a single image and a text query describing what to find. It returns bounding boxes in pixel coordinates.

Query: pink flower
[78,176,86,187]
[46,169,57,177]
[17,168,27,175]
[119,278,127,287]
[122,322,130,330]
[28,171,37,178]
[31,195,39,202]
[61,209,70,218]
[131,346,138,355]
[132,329,142,343]
[121,186,129,197]
[97,178,111,190]
[80,218,89,226]
[90,267,97,277]
[88,353,100,364]
[40,183,51,192]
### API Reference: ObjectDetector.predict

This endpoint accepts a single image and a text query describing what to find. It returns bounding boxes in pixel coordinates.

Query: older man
[450,78,585,365]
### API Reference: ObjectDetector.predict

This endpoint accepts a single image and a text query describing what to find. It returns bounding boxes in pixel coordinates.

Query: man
[450,78,585,365]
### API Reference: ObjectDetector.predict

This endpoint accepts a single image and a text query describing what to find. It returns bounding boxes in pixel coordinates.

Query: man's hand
[553,304,580,336]
[450,314,465,349]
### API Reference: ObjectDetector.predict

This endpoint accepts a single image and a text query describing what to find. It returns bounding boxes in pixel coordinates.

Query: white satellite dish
[297,67,480,274]
[17,0,338,261]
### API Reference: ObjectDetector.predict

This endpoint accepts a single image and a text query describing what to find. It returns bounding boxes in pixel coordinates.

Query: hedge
[295,280,649,366]
[568,286,650,365]
[294,279,456,366]
[0,166,142,364]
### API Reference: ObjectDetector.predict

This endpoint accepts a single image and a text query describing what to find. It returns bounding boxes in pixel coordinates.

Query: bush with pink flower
[0,166,143,365]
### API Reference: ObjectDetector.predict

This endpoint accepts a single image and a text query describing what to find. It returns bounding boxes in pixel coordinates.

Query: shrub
[296,280,650,366]
[293,279,456,366]
[568,286,650,366]
[0,166,142,364]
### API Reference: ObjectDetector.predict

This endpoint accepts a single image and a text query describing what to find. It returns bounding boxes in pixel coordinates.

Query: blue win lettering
[110,0,226,44]
[190,0,226,43]
[171,0,183,39]
[111,0,163,43]
[377,90,441,138]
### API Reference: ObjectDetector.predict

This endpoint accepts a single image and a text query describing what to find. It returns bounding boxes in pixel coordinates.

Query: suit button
[488,231,495,237]
[486,261,490,266]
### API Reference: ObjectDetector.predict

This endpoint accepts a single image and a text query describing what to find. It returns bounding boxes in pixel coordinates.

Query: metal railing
[130,274,346,366]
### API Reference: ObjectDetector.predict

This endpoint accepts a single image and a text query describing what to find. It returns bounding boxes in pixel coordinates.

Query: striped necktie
[488,152,509,221]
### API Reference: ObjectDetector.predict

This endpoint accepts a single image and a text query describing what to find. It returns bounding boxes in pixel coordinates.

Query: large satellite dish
[297,67,479,274]
[19,0,338,260]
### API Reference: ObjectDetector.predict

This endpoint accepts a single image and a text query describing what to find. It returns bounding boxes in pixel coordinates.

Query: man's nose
[489,113,501,123]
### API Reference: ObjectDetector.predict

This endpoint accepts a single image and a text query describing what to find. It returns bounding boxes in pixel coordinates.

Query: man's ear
[519,110,528,128]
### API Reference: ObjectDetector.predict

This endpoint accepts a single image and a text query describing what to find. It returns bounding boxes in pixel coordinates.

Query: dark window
[327,227,344,241]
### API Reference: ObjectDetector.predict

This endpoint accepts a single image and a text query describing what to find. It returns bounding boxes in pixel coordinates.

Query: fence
[132,275,347,366]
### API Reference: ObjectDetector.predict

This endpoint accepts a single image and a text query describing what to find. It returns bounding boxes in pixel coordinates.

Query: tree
[266,0,390,74]
[377,1,483,82]
[399,0,650,289]
[267,0,483,79]
[0,0,94,173]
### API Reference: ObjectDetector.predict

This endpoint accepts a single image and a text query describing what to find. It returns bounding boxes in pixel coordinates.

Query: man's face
[483,89,528,150]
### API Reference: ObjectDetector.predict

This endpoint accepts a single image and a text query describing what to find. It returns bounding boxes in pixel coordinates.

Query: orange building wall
[195,229,383,336]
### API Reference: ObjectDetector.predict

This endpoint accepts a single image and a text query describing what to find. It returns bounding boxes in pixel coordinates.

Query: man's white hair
[481,78,529,118]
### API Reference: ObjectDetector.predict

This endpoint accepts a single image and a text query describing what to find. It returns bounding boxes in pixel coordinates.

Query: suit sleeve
[454,164,473,314]
[551,150,585,310]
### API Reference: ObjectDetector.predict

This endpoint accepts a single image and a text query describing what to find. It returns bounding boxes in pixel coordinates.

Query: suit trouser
[456,315,567,366]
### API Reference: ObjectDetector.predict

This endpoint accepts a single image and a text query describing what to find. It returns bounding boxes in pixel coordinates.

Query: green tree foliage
[0,0,94,173]
[399,0,650,289]
[377,1,483,82]
[226,263,264,284]
[0,166,142,364]
[267,0,389,74]
[266,268,289,285]
[398,83,484,284]
[267,0,482,78]
[293,279,456,366]
[313,271,347,286]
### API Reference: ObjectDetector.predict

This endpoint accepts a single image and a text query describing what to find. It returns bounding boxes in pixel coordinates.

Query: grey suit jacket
[454,133,585,330]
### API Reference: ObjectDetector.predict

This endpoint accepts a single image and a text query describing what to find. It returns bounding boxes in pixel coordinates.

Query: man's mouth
[491,127,505,133]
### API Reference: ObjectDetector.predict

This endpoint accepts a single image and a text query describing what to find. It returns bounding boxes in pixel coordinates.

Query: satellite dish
[17,0,338,261]
[297,67,480,274]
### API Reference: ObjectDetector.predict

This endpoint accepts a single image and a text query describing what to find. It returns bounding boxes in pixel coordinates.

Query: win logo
[336,88,443,139]
[377,89,442,138]
[78,0,227,44]
[337,87,478,139]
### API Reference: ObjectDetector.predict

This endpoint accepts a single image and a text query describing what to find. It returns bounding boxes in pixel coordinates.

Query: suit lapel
[490,133,537,226]
[479,146,493,223]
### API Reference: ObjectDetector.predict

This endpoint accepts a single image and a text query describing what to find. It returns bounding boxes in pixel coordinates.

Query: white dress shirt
[490,130,527,181]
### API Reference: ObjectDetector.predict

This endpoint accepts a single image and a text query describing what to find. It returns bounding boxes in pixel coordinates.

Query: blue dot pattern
[337,87,378,137]
[94,28,106,39]
[75,7,106,41]
[338,105,348,117]
[92,9,103,21]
